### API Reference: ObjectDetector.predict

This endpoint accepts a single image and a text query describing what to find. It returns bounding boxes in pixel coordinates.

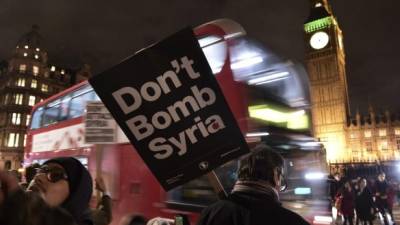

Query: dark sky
[0,0,399,114]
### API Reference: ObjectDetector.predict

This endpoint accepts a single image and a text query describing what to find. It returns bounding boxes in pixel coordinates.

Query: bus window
[93,91,100,101]
[42,99,62,127]
[69,86,97,119]
[228,37,309,108]
[246,85,310,132]
[199,35,227,75]
[167,160,238,207]
[60,95,72,121]
[30,106,44,129]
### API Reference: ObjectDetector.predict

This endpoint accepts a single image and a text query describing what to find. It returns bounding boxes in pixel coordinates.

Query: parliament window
[397,139,400,150]
[380,140,388,150]
[350,133,357,139]
[379,129,387,137]
[364,130,372,138]
[395,128,400,136]
[365,141,372,152]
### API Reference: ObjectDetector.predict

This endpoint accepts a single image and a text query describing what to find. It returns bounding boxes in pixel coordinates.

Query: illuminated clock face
[310,31,329,49]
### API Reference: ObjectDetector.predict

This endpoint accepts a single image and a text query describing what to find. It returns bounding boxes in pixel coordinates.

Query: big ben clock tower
[304,0,350,162]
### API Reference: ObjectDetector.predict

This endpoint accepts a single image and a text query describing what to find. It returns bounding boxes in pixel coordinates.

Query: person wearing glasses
[196,144,310,225]
[0,157,93,225]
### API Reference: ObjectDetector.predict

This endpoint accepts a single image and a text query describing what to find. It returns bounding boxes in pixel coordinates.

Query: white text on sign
[112,56,226,159]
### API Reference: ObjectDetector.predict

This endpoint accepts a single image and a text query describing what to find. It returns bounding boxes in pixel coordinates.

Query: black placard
[89,28,249,190]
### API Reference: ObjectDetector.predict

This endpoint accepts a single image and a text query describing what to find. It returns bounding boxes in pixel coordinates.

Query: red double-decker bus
[25,19,331,225]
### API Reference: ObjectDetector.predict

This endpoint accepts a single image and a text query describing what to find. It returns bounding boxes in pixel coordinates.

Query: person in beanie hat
[0,157,93,225]
[196,144,310,225]
[37,157,94,225]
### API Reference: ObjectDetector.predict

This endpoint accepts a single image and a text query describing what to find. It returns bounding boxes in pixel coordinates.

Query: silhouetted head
[237,144,284,190]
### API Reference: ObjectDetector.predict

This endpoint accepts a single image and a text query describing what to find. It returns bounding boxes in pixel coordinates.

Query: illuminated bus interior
[30,84,100,130]
[166,35,327,212]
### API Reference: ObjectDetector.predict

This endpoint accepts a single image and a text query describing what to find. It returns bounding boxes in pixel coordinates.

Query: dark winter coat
[339,189,355,216]
[355,187,374,221]
[387,184,396,209]
[196,191,310,225]
[329,178,342,200]
[0,189,77,225]
[374,180,389,209]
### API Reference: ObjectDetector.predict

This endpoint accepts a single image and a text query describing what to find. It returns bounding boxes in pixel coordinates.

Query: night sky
[0,0,399,114]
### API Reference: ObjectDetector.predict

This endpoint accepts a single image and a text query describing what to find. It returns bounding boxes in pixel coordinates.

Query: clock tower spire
[308,0,333,15]
[304,0,350,162]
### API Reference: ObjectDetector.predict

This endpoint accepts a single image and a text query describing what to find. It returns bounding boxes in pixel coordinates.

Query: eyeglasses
[36,165,68,183]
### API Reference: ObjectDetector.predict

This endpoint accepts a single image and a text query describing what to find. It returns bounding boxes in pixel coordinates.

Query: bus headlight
[304,172,324,180]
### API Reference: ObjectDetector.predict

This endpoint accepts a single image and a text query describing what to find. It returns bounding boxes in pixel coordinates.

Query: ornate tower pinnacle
[368,104,376,125]
[385,109,391,124]
[356,108,361,126]
[309,0,333,14]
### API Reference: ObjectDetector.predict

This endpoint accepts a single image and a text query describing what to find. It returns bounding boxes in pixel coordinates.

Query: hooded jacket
[0,157,94,225]
[0,189,77,225]
[197,190,310,225]
[44,157,94,225]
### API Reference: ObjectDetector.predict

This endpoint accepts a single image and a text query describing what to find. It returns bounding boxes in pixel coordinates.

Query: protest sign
[84,101,116,144]
[89,27,249,190]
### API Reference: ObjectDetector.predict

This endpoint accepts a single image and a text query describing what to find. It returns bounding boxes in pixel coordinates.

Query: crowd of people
[0,144,310,225]
[4,146,400,225]
[0,157,146,225]
[329,171,399,225]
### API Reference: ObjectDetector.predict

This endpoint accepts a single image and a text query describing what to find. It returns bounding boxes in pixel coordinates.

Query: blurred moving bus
[25,19,331,225]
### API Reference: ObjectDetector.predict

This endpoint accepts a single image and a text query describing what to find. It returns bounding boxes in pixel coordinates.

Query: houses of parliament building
[305,0,400,164]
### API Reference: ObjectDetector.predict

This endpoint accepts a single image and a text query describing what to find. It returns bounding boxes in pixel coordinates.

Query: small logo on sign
[199,161,209,170]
